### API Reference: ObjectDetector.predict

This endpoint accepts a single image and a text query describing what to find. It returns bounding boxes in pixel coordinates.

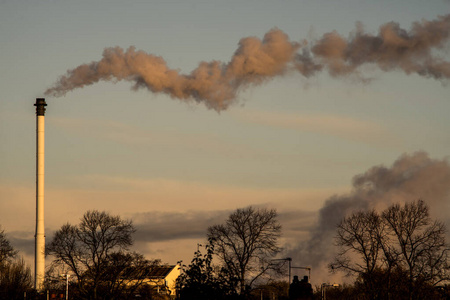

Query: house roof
[146,265,177,279]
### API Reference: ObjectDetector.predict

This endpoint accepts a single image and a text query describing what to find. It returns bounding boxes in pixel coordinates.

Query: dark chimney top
[34,98,47,116]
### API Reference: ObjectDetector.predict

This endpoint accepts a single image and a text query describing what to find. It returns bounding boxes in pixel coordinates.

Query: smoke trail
[286,152,450,282]
[45,29,299,111]
[311,15,450,78]
[45,14,450,110]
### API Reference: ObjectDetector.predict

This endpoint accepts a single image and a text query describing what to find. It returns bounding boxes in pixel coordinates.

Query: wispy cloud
[234,110,398,147]
[49,116,263,159]
[61,174,339,211]
[132,210,230,243]
[131,208,317,244]
[50,117,163,146]
[0,176,335,233]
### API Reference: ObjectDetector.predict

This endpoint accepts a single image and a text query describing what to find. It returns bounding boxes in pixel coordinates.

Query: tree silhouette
[176,241,238,300]
[331,200,450,300]
[207,206,282,296]
[46,210,148,300]
[0,226,17,264]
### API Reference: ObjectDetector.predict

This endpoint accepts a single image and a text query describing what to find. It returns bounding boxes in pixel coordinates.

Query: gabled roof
[146,265,177,279]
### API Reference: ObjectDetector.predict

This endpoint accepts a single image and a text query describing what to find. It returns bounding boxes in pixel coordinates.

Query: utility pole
[65,274,70,300]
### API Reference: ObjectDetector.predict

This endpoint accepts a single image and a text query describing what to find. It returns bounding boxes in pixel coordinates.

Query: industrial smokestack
[34,98,46,291]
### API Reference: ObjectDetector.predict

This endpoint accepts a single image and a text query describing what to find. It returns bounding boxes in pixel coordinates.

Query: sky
[1,0,450,285]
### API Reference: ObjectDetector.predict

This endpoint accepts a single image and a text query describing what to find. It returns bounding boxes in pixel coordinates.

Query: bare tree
[47,210,137,299]
[331,200,450,300]
[383,200,450,299]
[207,206,281,296]
[331,210,386,298]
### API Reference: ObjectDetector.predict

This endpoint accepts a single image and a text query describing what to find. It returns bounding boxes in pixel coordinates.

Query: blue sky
[1,0,449,284]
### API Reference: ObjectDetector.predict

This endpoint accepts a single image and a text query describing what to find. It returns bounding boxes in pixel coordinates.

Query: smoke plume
[286,152,450,282]
[45,14,450,111]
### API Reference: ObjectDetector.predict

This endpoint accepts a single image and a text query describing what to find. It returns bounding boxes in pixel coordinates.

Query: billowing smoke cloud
[311,15,450,79]
[286,152,450,282]
[45,29,298,111]
[45,14,450,111]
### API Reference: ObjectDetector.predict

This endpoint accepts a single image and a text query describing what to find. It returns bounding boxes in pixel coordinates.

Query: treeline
[173,201,450,300]
[0,211,169,300]
[0,200,449,300]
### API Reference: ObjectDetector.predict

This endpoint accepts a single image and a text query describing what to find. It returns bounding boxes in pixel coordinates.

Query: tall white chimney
[34,98,46,291]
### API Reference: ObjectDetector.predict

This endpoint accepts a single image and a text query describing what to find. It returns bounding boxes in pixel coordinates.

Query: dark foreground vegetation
[1,200,449,299]
[329,200,450,300]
